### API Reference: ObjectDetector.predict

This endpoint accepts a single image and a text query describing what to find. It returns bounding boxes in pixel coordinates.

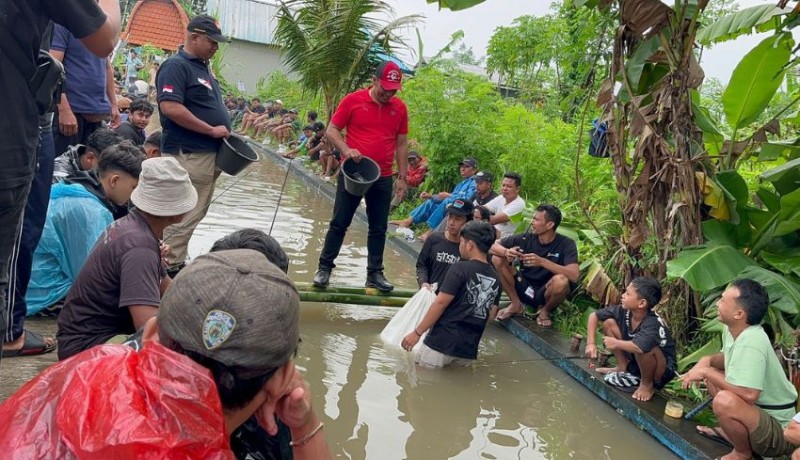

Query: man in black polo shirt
[0,0,120,359]
[156,14,231,274]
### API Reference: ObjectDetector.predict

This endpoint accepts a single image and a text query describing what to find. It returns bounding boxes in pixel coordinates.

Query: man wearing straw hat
[156,14,231,276]
[314,61,409,292]
[56,157,197,360]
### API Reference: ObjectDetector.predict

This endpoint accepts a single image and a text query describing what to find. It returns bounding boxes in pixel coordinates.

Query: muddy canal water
[1,155,675,459]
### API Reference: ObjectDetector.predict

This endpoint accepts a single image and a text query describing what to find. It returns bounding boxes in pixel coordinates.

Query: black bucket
[217,134,259,175]
[341,157,380,197]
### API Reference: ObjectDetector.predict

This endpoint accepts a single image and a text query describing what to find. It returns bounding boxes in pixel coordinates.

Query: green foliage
[485,5,612,121]
[401,64,508,193]
[722,32,793,132]
[696,4,787,46]
[402,64,609,210]
[425,0,487,10]
[274,0,419,119]
[255,72,324,118]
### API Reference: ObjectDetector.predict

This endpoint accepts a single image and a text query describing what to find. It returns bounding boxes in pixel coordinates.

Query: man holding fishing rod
[313,61,409,292]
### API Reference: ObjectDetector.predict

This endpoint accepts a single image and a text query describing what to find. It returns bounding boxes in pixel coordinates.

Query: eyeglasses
[119,108,130,113]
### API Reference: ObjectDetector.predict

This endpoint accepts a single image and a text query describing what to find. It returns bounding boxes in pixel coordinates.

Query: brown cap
[158,249,300,378]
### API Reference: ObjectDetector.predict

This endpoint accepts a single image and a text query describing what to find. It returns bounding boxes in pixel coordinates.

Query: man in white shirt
[483,172,525,238]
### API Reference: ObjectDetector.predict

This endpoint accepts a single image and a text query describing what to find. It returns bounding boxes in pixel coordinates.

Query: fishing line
[477,355,587,367]
[161,165,256,243]
[269,155,293,236]
[238,137,295,237]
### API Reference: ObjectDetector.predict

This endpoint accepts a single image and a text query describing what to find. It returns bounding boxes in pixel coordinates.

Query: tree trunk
[602,0,706,341]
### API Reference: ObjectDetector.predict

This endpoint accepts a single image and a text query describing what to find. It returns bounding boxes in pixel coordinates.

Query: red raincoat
[0,342,234,459]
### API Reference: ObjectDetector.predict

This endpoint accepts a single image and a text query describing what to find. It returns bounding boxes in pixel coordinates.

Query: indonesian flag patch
[198,78,212,90]
[162,84,174,93]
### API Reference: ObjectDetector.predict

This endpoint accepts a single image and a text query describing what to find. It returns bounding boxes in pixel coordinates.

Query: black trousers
[319,176,393,274]
[4,126,55,342]
[52,111,103,158]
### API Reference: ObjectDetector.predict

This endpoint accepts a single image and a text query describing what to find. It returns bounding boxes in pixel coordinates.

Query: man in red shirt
[314,61,409,292]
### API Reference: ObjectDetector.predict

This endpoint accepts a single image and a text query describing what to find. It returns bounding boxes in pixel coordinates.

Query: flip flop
[696,426,733,448]
[496,307,525,321]
[2,329,56,358]
[536,316,553,328]
[604,371,640,393]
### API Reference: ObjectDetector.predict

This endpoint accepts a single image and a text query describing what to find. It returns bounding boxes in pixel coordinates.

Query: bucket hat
[130,157,198,216]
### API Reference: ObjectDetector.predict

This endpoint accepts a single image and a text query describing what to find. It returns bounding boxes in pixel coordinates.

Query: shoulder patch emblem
[203,309,236,350]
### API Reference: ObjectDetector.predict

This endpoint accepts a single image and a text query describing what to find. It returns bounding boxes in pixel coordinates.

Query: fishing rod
[161,137,293,243]
[683,397,713,420]
[477,355,587,367]
[238,137,295,237]
[161,164,256,243]
[269,155,292,236]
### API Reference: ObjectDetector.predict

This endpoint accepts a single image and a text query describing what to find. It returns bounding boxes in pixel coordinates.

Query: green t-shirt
[723,325,798,426]
[298,137,309,156]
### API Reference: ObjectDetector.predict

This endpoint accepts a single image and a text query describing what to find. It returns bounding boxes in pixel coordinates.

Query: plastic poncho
[0,343,234,459]
[26,183,114,315]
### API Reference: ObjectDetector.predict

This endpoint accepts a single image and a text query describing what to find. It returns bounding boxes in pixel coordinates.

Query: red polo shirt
[331,88,408,177]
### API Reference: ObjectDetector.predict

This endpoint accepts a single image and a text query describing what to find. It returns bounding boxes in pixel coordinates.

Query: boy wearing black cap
[416,199,473,291]
[402,221,500,368]
[156,14,232,276]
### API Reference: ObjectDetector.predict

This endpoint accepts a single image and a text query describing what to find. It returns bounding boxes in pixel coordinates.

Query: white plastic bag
[380,284,437,351]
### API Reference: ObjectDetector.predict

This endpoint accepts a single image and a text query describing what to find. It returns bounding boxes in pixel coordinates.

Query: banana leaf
[774,188,800,237]
[667,245,756,291]
[722,32,793,131]
[738,266,800,315]
[696,5,787,46]
[677,335,721,372]
[715,170,749,225]
[761,249,800,278]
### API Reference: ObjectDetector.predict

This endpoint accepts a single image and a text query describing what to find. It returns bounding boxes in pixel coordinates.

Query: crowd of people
[2,3,800,460]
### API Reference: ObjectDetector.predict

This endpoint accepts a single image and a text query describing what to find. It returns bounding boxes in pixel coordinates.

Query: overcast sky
[386,0,774,84]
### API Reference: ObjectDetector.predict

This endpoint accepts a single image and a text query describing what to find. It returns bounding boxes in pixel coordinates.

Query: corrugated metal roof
[206,0,280,45]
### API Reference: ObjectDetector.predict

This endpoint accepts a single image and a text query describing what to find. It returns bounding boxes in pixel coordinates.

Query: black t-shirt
[416,232,460,289]
[156,47,231,154]
[595,305,677,368]
[424,260,499,360]
[499,232,578,287]
[473,190,498,206]
[57,210,166,360]
[0,0,105,189]
[252,105,266,114]
[114,121,146,145]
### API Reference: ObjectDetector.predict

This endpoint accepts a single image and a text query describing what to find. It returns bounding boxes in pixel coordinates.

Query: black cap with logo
[187,14,231,43]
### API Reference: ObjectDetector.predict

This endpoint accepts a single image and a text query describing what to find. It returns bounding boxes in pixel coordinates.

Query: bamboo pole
[297,290,408,307]
[294,283,419,298]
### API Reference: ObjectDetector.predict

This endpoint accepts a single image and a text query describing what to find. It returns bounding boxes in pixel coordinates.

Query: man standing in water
[313,61,409,292]
[157,14,231,276]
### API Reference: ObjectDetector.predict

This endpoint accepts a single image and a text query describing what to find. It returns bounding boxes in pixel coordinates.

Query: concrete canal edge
[253,144,726,460]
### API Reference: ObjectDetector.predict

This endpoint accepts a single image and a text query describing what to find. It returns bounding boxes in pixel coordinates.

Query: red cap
[375,61,403,91]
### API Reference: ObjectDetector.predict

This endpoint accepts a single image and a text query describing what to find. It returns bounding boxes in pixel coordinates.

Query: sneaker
[313,269,331,288]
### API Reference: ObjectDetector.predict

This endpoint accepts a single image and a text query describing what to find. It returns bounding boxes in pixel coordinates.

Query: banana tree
[667,159,800,347]
[275,0,420,120]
